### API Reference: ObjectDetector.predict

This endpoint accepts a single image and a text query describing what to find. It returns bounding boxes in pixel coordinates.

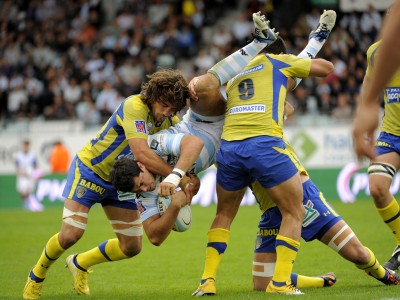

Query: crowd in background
[0,0,384,128]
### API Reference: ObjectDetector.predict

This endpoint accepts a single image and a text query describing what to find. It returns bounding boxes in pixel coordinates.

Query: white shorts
[166,109,224,172]
[17,176,35,194]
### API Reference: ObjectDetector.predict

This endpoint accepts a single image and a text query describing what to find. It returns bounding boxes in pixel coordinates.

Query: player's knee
[353,246,371,265]
[120,240,142,257]
[369,180,389,201]
[59,230,83,249]
[342,243,370,265]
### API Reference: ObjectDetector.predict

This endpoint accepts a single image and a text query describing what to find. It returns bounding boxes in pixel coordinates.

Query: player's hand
[179,176,197,205]
[187,174,200,195]
[170,191,187,208]
[158,182,176,197]
[188,76,200,101]
[352,102,380,161]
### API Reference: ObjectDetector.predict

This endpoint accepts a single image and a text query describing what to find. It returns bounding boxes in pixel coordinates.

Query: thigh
[375,132,400,162]
[216,140,253,190]
[103,205,142,244]
[250,137,299,189]
[62,156,107,208]
[264,172,303,214]
[301,180,343,241]
[211,184,246,229]
[63,156,138,210]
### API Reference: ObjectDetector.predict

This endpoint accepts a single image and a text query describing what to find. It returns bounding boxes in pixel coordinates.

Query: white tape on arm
[162,168,185,187]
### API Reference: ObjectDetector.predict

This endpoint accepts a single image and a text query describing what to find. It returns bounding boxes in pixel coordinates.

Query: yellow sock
[377,199,400,245]
[76,239,129,270]
[355,247,386,279]
[291,273,324,288]
[32,233,65,279]
[201,228,230,282]
[272,234,300,286]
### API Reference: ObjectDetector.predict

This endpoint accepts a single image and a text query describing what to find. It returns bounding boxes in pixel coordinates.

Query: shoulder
[367,41,381,57]
[124,95,149,112]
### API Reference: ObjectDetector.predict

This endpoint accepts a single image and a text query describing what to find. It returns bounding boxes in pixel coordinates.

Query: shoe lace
[30,281,42,296]
[287,283,299,291]
[76,269,90,290]
[317,23,329,33]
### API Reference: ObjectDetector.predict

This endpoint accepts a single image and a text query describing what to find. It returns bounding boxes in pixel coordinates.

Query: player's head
[110,157,156,193]
[141,68,189,121]
[22,140,30,152]
[263,36,287,55]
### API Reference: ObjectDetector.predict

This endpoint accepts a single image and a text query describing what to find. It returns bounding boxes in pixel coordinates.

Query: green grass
[1,200,400,299]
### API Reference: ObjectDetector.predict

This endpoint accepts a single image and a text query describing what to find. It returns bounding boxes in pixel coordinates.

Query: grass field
[1,200,400,299]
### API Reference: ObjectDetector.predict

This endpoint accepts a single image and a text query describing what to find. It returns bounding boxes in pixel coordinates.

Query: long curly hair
[141,68,188,113]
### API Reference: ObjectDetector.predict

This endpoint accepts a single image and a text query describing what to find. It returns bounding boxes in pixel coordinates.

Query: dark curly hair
[140,68,188,113]
[109,157,141,192]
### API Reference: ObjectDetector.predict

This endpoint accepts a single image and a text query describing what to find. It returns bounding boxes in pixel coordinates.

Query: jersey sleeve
[122,96,150,140]
[365,41,380,79]
[279,54,312,78]
[148,132,185,158]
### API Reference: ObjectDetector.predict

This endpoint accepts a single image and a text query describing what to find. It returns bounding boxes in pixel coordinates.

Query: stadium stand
[0,0,386,133]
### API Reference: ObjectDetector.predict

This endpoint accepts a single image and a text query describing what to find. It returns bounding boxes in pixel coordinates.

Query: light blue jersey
[137,110,224,222]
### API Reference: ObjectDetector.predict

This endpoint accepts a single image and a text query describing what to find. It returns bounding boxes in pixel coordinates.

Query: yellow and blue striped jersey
[78,95,179,181]
[222,54,311,141]
[250,137,309,212]
[366,41,400,136]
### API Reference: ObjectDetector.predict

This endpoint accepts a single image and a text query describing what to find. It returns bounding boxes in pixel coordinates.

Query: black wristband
[171,170,183,178]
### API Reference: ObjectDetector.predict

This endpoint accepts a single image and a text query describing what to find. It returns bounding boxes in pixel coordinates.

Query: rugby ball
[157,197,192,232]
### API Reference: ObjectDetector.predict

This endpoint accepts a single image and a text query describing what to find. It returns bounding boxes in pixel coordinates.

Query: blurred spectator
[62,77,82,118]
[15,140,43,211]
[8,82,28,119]
[95,80,120,122]
[305,7,321,31]
[360,4,382,38]
[194,48,216,74]
[76,92,101,126]
[212,25,233,50]
[0,0,387,126]
[49,140,71,173]
[231,12,253,45]
[332,92,353,122]
[0,72,9,120]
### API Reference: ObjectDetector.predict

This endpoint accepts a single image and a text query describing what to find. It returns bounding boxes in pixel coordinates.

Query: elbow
[194,136,205,152]
[148,234,164,247]
[319,61,335,77]
[327,62,335,75]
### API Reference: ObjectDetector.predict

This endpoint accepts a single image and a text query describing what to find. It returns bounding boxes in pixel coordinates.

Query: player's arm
[142,191,187,246]
[129,138,173,178]
[364,0,400,105]
[352,74,380,160]
[284,101,295,119]
[309,58,334,77]
[159,135,204,199]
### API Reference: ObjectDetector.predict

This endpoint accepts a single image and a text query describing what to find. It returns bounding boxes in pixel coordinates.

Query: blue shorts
[216,136,298,190]
[62,156,137,210]
[254,179,342,253]
[375,131,400,156]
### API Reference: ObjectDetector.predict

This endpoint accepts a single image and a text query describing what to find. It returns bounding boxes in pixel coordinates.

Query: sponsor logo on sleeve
[135,120,147,133]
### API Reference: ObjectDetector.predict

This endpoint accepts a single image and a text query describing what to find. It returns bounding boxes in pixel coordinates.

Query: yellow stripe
[319,192,339,217]
[67,159,81,199]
